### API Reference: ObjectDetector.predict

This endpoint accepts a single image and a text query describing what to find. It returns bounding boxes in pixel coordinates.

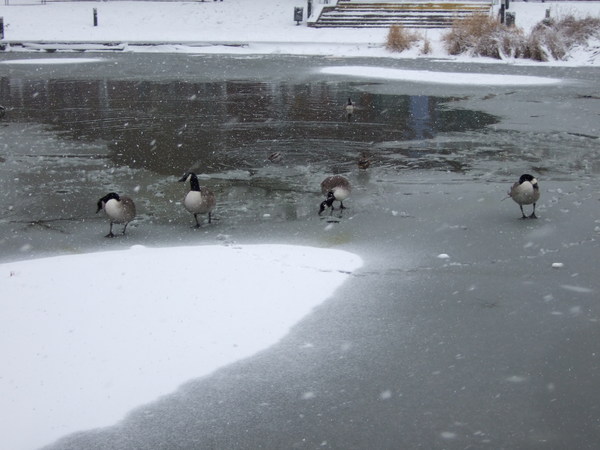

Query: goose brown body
[319,175,351,215]
[509,174,540,219]
[96,193,136,237]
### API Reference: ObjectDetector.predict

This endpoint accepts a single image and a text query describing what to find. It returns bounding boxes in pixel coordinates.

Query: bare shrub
[443,13,529,59]
[442,14,507,57]
[421,37,432,55]
[386,24,421,52]
[527,14,600,61]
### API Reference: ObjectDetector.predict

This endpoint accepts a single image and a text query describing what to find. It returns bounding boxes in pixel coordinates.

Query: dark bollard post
[307,0,312,18]
[93,8,98,27]
[499,4,505,24]
[504,0,509,10]
[0,17,4,40]
[294,7,303,25]
[506,11,515,27]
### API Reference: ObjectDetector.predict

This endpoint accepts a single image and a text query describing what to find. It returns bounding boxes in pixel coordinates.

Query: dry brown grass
[386,24,421,52]
[442,13,525,59]
[442,12,600,62]
[527,14,600,61]
[421,37,432,55]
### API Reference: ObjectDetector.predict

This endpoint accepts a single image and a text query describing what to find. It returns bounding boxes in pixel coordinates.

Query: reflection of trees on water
[0,77,497,175]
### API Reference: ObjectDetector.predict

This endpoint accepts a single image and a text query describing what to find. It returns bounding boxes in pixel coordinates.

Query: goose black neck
[185,173,199,191]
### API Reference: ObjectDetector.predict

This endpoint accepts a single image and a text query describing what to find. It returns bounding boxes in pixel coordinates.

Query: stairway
[309,0,493,29]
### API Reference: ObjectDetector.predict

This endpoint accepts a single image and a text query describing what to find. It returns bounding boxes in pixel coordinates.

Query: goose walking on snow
[96,192,136,237]
[508,173,540,219]
[179,172,216,227]
[319,175,351,215]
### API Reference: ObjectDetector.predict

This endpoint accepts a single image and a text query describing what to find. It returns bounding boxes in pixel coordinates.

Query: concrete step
[310,1,493,29]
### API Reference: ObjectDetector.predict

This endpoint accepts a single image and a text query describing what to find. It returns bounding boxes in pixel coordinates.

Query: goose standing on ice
[179,172,216,227]
[96,192,136,237]
[508,173,540,219]
[345,98,355,119]
[319,175,351,215]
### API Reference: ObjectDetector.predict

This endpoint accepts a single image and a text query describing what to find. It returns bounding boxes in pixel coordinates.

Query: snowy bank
[0,1,599,64]
[320,65,564,85]
[0,244,362,450]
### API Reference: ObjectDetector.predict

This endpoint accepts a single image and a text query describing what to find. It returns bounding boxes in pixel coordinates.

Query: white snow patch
[441,431,458,439]
[506,375,528,383]
[0,244,361,450]
[379,390,393,400]
[320,66,563,86]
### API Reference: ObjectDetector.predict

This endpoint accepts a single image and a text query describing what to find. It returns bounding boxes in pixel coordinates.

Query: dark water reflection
[1,77,497,175]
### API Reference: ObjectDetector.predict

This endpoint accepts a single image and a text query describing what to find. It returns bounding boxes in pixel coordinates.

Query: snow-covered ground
[0,0,599,64]
[1,245,362,450]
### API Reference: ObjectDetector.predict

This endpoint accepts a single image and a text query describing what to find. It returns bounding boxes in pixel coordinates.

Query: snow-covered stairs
[309,0,493,29]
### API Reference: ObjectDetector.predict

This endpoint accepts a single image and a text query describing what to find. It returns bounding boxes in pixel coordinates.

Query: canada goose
[508,173,540,219]
[345,98,354,118]
[0,105,5,119]
[358,152,371,170]
[179,172,216,227]
[319,175,351,215]
[267,151,283,164]
[96,192,136,237]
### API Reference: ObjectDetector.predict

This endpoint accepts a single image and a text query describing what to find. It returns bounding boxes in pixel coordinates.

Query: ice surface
[0,2,599,447]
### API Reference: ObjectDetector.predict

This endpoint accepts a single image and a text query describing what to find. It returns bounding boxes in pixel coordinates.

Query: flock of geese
[96,167,541,237]
[1,100,541,236]
[4,100,542,237]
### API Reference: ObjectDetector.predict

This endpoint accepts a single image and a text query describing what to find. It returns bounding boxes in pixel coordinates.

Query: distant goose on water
[508,173,540,219]
[0,105,5,119]
[267,151,283,164]
[319,175,351,215]
[345,98,355,118]
[358,152,371,170]
[179,172,216,227]
[96,192,136,237]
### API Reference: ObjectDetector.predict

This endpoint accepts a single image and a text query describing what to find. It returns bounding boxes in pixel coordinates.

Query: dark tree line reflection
[0,77,497,175]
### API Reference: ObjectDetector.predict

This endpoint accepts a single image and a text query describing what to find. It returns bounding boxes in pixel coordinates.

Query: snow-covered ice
[320,65,564,85]
[0,244,361,450]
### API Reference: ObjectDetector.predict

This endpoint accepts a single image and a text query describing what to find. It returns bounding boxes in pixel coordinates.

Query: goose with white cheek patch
[96,192,136,238]
[509,173,540,219]
[179,172,216,227]
[319,175,351,215]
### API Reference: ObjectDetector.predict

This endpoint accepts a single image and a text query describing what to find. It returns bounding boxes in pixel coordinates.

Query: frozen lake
[1,53,600,448]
